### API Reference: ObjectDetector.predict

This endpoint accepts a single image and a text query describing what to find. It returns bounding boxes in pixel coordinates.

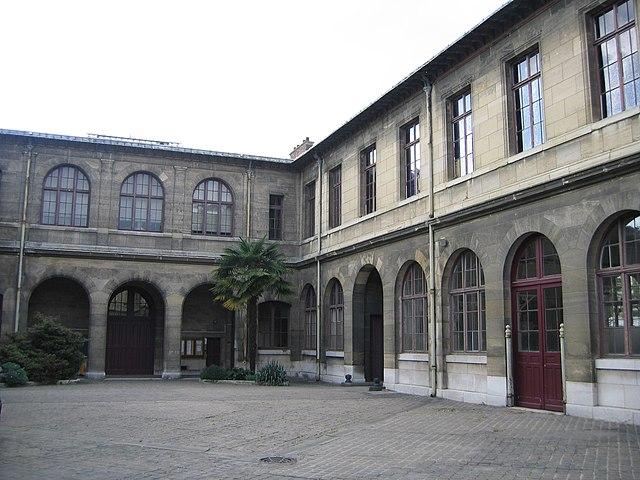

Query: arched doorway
[28,277,90,361]
[511,235,563,411]
[353,266,384,383]
[28,277,90,336]
[106,285,160,375]
[181,284,234,374]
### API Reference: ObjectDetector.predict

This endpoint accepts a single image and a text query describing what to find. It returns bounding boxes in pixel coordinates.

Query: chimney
[289,137,314,160]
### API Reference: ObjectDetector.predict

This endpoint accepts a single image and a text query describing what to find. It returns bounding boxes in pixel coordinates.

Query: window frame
[588,0,640,120]
[268,194,284,240]
[360,144,377,216]
[180,338,205,358]
[326,280,344,351]
[401,119,421,198]
[328,165,342,229]
[303,285,317,351]
[447,88,474,180]
[191,178,234,237]
[507,46,545,154]
[304,180,316,238]
[41,164,91,228]
[258,301,290,349]
[117,171,164,232]
[449,251,487,353]
[401,263,428,353]
[597,214,640,357]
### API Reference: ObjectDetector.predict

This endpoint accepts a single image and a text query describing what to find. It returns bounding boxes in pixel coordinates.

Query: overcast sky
[0,1,506,158]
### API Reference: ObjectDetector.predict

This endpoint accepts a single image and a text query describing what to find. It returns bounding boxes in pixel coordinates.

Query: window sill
[301,349,317,357]
[326,350,344,358]
[31,224,98,233]
[398,353,429,362]
[595,358,640,371]
[446,354,487,364]
[257,349,290,355]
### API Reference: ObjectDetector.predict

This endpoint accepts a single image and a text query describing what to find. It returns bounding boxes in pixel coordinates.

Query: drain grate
[260,456,297,464]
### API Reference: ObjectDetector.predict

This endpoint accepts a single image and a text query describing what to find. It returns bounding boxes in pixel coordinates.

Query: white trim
[397,353,430,362]
[325,350,344,358]
[595,358,640,371]
[301,349,316,357]
[257,349,291,355]
[445,354,487,364]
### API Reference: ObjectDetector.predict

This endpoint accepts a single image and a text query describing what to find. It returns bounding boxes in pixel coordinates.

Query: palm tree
[211,237,292,372]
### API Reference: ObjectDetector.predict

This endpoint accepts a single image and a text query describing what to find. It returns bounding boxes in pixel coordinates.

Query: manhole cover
[260,456,297,464]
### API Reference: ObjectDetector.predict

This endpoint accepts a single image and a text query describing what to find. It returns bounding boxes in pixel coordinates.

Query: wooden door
[105,288,155,376]
[512,236,563,412]
[367,314,384,382]
[206,337,221,367]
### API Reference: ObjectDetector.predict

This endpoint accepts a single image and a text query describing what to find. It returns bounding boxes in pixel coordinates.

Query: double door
[513,284,563,411]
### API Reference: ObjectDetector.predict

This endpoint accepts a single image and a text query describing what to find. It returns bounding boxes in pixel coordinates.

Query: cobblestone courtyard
[0,381,638,479]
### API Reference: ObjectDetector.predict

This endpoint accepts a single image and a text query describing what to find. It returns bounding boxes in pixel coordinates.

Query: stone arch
[27,277,91,353]
[352,264,384,382]
[180,283,234,373]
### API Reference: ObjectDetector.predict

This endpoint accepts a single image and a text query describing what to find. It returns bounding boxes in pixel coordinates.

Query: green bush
[200,365,253,381]
[255,361,287,386]
[0,314,85,384]
[1,362,29,387]
[200,364,230,381]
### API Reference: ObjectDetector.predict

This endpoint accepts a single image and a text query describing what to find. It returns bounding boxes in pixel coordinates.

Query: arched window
[191,178,233,236]
[303,285,317,350]
[598,214,640,356]
[450,251,485,352]
[401,263,427,352]
[42,165,90,227]
[118,172,164,232]
[327,280,344,351]
[258,301,289,349]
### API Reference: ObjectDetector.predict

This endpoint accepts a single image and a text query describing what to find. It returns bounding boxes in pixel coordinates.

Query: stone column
[162,292,184,379]
[483,264,508,407]
[86,292,108,379]
[383,275,398,386]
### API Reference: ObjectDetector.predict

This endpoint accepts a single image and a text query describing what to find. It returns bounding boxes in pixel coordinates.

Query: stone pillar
[86,292,108,379]
[383,275,398,386]
[162,292,184,379]
[484,264,508,406]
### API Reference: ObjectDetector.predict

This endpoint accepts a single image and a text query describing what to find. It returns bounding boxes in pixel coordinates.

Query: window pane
[517,240,537,279]
[542,238,561,276]
[544,287,562,352]
[624,216,640,265]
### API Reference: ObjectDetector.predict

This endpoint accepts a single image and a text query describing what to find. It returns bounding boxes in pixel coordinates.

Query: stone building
[1,0,640,424]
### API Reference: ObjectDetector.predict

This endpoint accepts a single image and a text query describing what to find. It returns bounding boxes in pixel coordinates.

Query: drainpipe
[14,144,36,333]
[245,161,253,238]
[424,79,437,397]
[314,154,323,381]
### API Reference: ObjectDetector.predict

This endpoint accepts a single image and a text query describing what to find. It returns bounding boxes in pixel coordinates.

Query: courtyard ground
[0,380,638,480]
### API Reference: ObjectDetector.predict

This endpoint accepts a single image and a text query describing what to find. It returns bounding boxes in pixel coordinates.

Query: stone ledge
[595,358,640,371]
[445,354,487,364]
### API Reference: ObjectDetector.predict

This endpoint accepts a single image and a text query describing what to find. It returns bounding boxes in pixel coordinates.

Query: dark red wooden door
[513,285,563,411]
[106,288,155,375]
[512,236,563,412]
[206,337,221,367]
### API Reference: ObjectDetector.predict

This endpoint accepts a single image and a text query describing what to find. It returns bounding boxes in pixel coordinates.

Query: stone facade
[1,0,640,424]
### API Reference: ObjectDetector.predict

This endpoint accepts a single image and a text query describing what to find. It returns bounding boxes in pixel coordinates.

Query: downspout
[314,154,323,381]
[14,144,36,333]
[245,161,253,238]
[424,79,437,397]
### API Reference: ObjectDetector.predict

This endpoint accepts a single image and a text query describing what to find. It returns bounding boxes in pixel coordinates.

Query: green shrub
[200,364,230,381]
[1,362,29,387]
[227,367,252,380]
[0,314,85,384]
[255,361,287,386]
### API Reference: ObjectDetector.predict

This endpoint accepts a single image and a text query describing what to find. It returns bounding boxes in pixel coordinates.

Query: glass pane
[624,216,640,265]
[542,238,561,276]
[517,290,539,352]
[601,223,621,268]
[517,240,537,279]
[544,287,563,352]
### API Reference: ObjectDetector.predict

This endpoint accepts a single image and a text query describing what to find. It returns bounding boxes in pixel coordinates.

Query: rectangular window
[593,0,640,118]
[329,166,342,229]
[304,181,315,238]
[268,194,283,240]
[449,90,473,178]
[181,338,205,358]
[509,48,544,153]
[402,120,420,197]
[360,144,376,216]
